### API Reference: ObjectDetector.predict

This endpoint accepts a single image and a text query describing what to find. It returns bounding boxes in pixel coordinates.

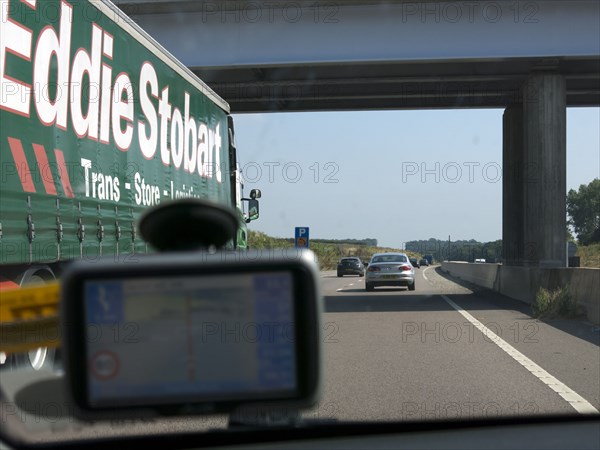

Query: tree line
[312,238,378,246]
[405,238,503,263]
[402,178,599,262]
[567,178,600,246]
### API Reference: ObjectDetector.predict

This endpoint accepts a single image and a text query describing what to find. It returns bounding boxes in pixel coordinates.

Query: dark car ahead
[409,257,420,268]
[337,257,365,277]
[419,258,429,266]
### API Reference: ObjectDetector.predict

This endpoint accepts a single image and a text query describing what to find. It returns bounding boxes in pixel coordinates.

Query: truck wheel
[27,347,55,371]
[337,272,342,277]
[16,268,57,371]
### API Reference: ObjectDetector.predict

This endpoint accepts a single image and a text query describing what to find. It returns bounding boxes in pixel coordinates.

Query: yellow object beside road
[0,282,61,353]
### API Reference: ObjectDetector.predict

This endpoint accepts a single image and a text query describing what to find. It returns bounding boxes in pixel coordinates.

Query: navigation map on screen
[84,272,297,407]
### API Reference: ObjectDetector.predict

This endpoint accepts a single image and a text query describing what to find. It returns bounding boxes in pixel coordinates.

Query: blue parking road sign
[295,227,309,248]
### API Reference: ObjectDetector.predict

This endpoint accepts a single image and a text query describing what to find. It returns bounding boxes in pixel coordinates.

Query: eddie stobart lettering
[0,0,244,268]
[1,0,224,198]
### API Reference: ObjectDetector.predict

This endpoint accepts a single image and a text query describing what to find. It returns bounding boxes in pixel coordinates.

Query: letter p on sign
[295,227,309,248]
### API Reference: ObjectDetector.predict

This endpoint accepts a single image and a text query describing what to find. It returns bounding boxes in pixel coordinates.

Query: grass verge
[248,230,419,270]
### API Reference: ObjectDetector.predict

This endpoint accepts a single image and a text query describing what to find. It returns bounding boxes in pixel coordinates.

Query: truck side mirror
[247,199,259,222]
[250,189,261,199]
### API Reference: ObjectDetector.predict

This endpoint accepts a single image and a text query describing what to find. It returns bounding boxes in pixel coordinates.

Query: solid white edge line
[441,295,599,415]
[422,267,430,281]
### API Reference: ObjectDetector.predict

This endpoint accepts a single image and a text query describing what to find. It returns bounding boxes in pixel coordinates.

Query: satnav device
[60,249,322,419]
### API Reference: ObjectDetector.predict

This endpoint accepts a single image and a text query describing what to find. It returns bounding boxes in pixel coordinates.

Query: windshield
[372,255,409,264]
[1,0,599,447]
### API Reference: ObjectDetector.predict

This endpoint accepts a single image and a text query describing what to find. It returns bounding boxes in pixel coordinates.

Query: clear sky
[232,108,600,249]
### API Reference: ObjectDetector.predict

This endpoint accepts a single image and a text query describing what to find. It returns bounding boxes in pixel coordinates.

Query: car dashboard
[2,413,599,449]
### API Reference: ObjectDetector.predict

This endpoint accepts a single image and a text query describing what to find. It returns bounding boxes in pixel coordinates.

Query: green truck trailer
[0,0,260,369]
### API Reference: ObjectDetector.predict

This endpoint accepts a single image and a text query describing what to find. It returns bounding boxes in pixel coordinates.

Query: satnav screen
[83,272,297,407]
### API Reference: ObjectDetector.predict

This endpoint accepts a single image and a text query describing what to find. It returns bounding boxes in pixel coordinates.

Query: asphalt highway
[1,266,598,445]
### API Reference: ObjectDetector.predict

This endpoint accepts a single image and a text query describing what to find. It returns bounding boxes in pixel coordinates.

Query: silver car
[365,252,416,291]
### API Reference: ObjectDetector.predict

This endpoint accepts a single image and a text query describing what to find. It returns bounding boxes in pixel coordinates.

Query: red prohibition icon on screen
[90,350,120,380]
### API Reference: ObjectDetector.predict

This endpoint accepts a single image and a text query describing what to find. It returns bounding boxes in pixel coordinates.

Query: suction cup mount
[138,199,240,252]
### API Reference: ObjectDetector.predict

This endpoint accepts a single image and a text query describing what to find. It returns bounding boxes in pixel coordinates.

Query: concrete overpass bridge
[115,0,599,111]
[114,0,599,269]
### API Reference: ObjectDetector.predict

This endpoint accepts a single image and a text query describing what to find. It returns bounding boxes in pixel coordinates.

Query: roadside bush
[532,286,580,319]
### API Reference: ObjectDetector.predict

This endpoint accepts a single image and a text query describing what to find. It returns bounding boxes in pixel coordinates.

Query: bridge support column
[502,105,524,265]
[502,73,567,267]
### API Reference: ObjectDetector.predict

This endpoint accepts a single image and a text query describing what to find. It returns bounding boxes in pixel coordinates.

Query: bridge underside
[192,57,599,113]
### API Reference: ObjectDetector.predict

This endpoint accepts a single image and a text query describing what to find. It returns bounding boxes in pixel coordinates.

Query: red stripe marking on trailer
[32,144,57,195]
[54,149,74,198]
[7,137,36,193]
